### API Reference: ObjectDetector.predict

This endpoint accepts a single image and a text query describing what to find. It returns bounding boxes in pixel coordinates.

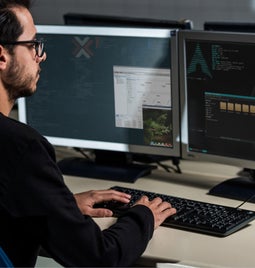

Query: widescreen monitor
[64,13,193,30]
[18,25,180,181]
[179,30,255,202]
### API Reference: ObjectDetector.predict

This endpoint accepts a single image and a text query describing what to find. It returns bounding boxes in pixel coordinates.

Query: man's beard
[2,56,37,102]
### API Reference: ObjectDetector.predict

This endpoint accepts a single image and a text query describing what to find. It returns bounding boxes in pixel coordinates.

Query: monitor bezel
[64,12,193,30]
[179,30,255,168]
[204,21,255,33]
[18,25,181,158]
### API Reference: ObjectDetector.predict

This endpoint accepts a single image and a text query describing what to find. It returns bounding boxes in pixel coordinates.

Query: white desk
[63,160,255,268]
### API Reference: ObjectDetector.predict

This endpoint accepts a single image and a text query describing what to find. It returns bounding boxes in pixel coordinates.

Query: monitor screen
[64,13,193,30]
[179,30,255,201]
[18,25,180,180]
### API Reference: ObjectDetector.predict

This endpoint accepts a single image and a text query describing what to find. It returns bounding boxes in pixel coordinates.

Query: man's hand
[74,189,131,217]
[134,196,176,229]
[74,189,176,229]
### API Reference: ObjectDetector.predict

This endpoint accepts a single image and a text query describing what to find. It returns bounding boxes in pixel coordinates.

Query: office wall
[31,0,255,29]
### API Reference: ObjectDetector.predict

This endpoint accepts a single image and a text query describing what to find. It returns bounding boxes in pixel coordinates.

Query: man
[0,0,176,267]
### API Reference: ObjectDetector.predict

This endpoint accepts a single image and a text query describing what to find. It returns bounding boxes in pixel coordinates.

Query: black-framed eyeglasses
[0,39,45,57]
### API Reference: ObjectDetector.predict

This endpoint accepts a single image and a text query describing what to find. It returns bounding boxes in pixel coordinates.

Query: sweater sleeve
[10,137,154,267]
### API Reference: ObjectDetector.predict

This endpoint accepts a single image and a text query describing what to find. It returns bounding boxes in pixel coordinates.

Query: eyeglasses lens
[36,41,44,57]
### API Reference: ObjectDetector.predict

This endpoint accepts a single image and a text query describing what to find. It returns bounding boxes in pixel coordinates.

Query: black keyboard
[96,185,255,237]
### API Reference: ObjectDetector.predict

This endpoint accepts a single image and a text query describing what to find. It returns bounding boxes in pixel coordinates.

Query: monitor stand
[57,150,157,183]
[208,168,255,203]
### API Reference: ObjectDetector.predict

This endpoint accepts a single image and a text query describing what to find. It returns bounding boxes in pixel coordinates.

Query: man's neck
[0,89,14,116]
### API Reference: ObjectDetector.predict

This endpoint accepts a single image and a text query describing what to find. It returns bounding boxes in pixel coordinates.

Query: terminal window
[186,39,255,160]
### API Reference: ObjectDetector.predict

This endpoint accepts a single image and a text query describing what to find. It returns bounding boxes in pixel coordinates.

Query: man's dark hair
[0,0,30,9]
[0,0,31,53]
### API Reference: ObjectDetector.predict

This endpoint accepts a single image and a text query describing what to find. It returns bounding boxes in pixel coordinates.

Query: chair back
[0,247,13,268]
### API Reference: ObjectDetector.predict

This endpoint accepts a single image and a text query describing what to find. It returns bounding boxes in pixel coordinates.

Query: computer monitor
[204,21,255,33]
[18,25,180,182]
[179,30,255,202]
[64,13,193,30]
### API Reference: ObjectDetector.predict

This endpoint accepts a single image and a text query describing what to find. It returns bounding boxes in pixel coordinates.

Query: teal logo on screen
[187,43,212,78]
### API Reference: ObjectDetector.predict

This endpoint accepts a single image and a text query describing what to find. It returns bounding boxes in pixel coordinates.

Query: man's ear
[0,45,8,70]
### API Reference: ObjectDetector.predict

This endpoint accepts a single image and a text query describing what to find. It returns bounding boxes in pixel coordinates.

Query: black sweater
[0,113,154,267]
